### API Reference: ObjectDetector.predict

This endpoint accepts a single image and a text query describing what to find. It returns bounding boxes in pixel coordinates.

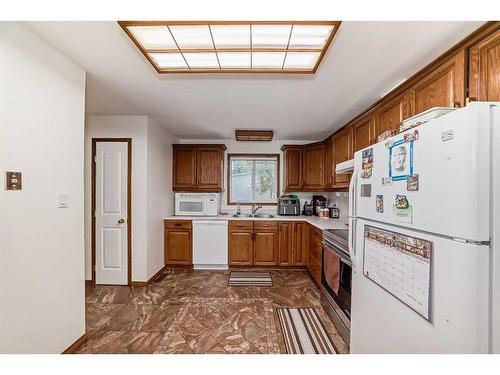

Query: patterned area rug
[277,308,337,354]
[228,271,273,287]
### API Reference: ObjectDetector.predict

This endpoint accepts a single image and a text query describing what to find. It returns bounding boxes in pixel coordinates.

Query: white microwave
[175,193,220,216]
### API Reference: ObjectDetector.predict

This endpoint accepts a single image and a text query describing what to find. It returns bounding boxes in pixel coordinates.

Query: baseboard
[62,333,87,354]
[130,265,168,287]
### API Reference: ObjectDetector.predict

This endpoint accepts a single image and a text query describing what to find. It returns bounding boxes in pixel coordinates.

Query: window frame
[227,153,280,206]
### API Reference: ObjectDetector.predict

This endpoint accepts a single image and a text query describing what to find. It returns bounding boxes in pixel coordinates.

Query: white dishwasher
[192,220,228,270]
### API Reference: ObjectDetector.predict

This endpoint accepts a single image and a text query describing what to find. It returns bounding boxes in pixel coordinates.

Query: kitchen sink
[232,214,275,218]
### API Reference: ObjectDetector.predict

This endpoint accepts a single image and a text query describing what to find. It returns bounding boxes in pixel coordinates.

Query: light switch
[5,171,22,190]
[57,193,69,208]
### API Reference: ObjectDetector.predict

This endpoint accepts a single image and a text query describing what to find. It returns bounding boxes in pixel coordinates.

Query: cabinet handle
[453,101,461,108]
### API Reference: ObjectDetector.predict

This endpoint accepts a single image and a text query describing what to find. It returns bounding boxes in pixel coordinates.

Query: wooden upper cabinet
[323,137,334,189]
[332,125,354,189]
[196,146,223,190]
[172,146,197,190]
[469,28,500,102]
[411,50,466,113]
[282,146,303,192]
[302,143,325,191]
[353,114,377,151]
[172,144,225,192]
[376,92,413,139]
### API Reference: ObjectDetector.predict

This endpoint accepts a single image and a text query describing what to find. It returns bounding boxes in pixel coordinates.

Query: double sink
[232,213,275,218]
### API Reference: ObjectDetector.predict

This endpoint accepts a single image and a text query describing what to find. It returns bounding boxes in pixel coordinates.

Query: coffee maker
[312,195,327,216]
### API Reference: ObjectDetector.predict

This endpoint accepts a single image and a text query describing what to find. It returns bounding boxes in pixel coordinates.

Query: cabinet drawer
[309,235,323,263]
[310,225,322,240]
[254,220,279,231]
[165,220,192,230]
[229,220,254,230]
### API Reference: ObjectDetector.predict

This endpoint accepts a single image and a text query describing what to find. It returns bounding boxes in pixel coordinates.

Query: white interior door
[95,142,128,285]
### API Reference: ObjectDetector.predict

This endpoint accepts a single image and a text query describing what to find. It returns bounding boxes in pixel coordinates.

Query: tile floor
[79,269,349,354]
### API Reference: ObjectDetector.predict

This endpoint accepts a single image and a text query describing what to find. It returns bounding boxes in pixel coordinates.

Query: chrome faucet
[251,204,263,215]
[236,201,241,215]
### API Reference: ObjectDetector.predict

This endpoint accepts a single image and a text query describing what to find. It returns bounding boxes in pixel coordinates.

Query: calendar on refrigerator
[363,225,433,321]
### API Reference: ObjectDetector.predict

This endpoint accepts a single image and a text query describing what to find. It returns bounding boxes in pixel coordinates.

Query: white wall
[0,22,86,353]
[146,118,176,279]
[85,116,176,282]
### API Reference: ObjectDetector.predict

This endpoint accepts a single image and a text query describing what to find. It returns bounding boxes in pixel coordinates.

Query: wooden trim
[226,153,280,206]
[117,21,341,74]
[91,138,132,286]
[62,333,87,354]
[130,265,168,287]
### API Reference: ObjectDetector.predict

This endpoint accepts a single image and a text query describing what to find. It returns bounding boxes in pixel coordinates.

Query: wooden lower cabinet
[307,223,323,286]
[292,222,308,266]
[228,230,253,266]
[164,220,192,265]
[254,231,279,266]
[278,222,294,266]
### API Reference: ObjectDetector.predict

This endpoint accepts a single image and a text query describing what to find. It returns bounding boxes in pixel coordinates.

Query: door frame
[91,138,132,286]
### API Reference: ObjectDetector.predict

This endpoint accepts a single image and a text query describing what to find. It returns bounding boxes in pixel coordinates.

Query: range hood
[335,158,354,174]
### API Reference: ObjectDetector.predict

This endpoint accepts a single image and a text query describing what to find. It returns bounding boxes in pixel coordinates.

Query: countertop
[163,214,349,231]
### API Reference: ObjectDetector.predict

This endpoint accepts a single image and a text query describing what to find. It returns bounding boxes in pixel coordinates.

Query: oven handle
[323,241,352,266]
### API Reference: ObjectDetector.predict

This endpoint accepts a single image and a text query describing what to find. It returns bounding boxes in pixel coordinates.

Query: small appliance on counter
[278,194,300,216]
[312,195,327,216]
[329,203,340,219]
[302,201,314,216]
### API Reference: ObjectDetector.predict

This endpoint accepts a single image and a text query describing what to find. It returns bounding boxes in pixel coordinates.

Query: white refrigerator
[348,102,500,353]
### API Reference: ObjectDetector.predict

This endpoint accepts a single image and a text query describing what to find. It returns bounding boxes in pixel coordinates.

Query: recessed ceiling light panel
[119,21,341,73]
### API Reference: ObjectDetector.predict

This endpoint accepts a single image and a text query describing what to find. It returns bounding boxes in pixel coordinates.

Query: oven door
[175,199,206,216]
[322,239,352,323]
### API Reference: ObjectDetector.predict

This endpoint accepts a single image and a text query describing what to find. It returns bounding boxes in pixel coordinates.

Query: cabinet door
[165,229,192,265]
[228,230,253,266]
[302,144,325,191]
[172,146,197,191]
[411,50,466,113]
[354,114,377,152]
[292,222,307,266]
[469,29,500,102]
[376,93,413,139]
[324,138,334,189]
[283,147,303,191]
[278,222,293,266]
[332,126,354,189]
[196,147,223,191]
[254,231,278,266]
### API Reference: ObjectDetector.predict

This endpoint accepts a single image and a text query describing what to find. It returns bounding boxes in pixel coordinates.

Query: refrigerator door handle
[348,217,356,272]
[348,170,358,217]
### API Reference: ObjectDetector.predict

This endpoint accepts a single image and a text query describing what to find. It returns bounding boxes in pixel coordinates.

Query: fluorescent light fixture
[217,52,251,68]
[288,25,334,49]
[284,51,322,69]
[149,53,187,68]
[119,21,341,73]
[169,25,214,49]
[211,25,250,48]
[183,52,219,68]
[252,52,286,68]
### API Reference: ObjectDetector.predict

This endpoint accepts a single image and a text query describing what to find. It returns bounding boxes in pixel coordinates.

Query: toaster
[278,195,301,216]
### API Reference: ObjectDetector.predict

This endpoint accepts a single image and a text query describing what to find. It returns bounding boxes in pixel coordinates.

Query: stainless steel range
[321,228,352,346]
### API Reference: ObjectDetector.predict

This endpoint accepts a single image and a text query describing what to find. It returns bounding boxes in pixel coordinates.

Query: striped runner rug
[277,308,337,354]
[227,271,273,287]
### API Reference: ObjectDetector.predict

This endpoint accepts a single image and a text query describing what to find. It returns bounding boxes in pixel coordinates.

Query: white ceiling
[27,21,484,140]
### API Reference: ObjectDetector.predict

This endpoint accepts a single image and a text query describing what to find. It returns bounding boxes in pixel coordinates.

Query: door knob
[118,218,125,224]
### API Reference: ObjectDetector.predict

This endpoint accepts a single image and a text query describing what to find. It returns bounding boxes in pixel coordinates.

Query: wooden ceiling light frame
[118,21,341,74]
[235,130,274,141]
